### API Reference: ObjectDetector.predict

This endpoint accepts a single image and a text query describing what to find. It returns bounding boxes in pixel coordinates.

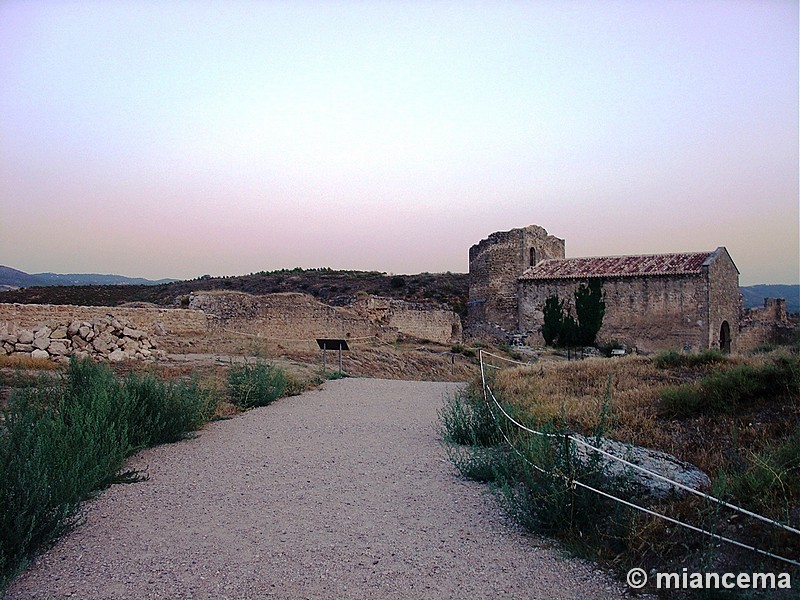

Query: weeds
[0,358,221,592]
[654,349,728,369]
[227,360,288,409]
[441,352,800,595]
[660,353,799,418]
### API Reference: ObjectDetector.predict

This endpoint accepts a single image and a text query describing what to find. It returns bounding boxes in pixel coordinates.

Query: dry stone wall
[0,290,463,363]
[0,303,207,337]
[0,302,207,363]
[1,314,163,362]
[190,291,463,345]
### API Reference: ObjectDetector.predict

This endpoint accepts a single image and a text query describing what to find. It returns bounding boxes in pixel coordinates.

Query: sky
[1,1,797,285]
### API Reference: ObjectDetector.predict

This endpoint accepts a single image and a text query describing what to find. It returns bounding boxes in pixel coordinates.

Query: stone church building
[468,225,741,353]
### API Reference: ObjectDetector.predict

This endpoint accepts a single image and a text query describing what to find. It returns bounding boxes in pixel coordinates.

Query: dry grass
[0,355,61,371]
[484,350,800,581]
[489,352,799,478]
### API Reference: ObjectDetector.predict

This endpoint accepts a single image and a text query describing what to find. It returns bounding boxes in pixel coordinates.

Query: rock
[68,320,81,336]
[31,349,50,360]
[92,338,110,354]
[2,342,13,354]
[111,319,124,332]
[15,343,34,352]
[573,434,711,500]
[108,349,126,362]
[153,322,167,336]
[51,326,68,339]
[32,336,51,350]
[48,341,69,356]
[72,336,88,349]
[122,327,144,339]
[17,330,34,344]
[34,326,52,339]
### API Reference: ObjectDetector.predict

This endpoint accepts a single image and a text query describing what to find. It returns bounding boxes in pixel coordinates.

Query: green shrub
[123,373,218,447]
[654,349,727,369]
[439,385,505,482]
[0,358,217,592]
[660,354,800,417]
[720,426,800,520]
[227,360,288,409]
[491,430,634,545]
[438,386,500,447]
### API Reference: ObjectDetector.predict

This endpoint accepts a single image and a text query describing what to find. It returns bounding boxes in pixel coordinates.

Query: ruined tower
[468,224,565,337]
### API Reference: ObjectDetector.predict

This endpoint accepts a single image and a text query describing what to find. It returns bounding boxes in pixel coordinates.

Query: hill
[741,284,799,313]
[1,265,796,316]
[0,266,175,290]
[0,268,470,316]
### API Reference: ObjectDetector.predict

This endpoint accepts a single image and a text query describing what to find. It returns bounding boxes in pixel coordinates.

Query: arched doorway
[719,321,731,353]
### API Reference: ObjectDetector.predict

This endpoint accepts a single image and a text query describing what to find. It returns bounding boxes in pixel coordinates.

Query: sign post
[316,338,350,376]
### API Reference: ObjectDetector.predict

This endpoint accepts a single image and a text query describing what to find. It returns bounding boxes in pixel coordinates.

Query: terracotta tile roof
[519,251,716,280]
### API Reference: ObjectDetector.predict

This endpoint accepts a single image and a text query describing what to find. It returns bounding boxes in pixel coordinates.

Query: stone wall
[352,296,462,343]
[190,291,463,345]
[0,303,207,362]
[191,292,380,342]
[468,225,565,335]
[0,314,164,362]
[518,274,709,353]
[0,303,208,338]
[738,298,798,352]
[0,291,462,363]
[704,247,741,352]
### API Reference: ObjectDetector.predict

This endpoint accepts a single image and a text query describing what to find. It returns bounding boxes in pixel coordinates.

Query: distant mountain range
[0,266,177,291]
[0,265,797,313]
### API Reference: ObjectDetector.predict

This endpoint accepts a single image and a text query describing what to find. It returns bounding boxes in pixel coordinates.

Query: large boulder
[573,434,711,501]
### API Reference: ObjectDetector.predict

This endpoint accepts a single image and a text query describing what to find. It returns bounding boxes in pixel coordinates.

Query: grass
[227,359,304,409]
[0,357,223,593]
[441,349,800,596]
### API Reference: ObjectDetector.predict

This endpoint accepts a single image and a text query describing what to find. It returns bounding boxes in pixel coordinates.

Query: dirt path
[7,379,631,599]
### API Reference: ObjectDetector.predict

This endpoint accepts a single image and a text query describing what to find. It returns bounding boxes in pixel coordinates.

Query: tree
[574,280,606,346]
[542,295,564,346]
[540,281,606,348]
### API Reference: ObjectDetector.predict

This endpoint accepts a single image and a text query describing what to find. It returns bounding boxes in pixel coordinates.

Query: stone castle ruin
[0,291,462,363]
[469,224,745,353]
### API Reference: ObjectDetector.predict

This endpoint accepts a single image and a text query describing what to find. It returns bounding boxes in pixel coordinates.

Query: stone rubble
[0,314,166,363]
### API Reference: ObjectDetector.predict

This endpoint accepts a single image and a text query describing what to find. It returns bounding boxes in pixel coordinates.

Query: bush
[720,426,800,520]
[439,385,505,482]
[227,360,288,409]
[660,354,799,417]
[123,373,217,447]
[653,349,727,369]
[438,386,500,447]
[0,358,218,592]
[492,430,635,546]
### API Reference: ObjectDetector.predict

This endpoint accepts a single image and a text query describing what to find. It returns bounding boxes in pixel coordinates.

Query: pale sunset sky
[1,1,797,285]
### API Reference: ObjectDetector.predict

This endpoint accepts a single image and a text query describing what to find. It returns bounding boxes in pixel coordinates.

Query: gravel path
[7,378,632,599]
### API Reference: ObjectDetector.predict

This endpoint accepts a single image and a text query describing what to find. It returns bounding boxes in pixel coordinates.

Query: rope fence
[478,349,800,568]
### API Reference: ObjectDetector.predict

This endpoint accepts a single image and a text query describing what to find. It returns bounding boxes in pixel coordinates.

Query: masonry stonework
[190,291,462,345]
[468,225,565,337]
[470,225,742,353]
